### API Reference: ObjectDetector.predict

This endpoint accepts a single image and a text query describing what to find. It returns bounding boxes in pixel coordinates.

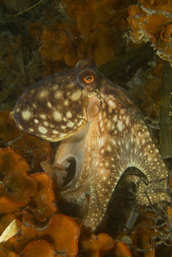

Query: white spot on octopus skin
[52,85,59,90]
[125,116,130,126]
[52,130,59,134]
[40,114,47,120]
[38,90,49,99]
[32,104,37,109]
[29,128,34,132]
[66,111,72,118]
[47,102,52,108]
[66,121,74,128]
[61,125,66,130]
[108,99,116,109]
[21,110,32,121]
[64,100,69,106]
[70,90,81,101]
[113,115,118,122]
[54,91,63,99]
[67,82,74,88]
[34,119,39,124]
[43,121,49,126]
[18,124,23,130]
[38,126,47,134]
[117,120,124,132]
[53,111,62,121]
[107,120,112,130]
[100,170,105,174]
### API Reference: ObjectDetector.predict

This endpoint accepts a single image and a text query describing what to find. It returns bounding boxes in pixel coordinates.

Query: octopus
[11,59,170,231]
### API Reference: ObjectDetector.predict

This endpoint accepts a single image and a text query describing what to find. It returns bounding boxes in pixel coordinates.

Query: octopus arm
[82,174,114,230]
[127,119,170,206]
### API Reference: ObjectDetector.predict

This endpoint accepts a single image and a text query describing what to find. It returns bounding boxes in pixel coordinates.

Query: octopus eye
[77,69,96,88]
[82,74,95,84]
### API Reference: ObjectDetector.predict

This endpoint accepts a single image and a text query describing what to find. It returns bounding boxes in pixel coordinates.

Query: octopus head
[11,60,102,142]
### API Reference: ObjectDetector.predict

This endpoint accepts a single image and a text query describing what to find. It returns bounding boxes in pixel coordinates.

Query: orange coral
[0,111,77,255]
[30,173,57,221]
[40,23,77,67]
[39,0,129,71]
[0,246,18,257]
[12,214,80,257]
[21,240,56,257]
[0,148,36,212]
[139,0,172,12]
[130,211,158,256]
[41,214,80,257]
[128,0,172,65]
[0,185,80,255]
[114,241,132,257]
[81,233,114,257]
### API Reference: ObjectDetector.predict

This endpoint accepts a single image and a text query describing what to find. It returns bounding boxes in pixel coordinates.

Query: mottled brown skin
[12,60,170,231]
